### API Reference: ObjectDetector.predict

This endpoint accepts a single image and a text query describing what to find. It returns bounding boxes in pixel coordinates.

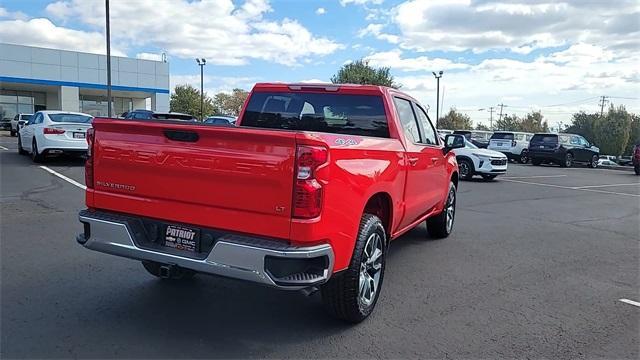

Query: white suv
[446,136,508,180]
[488,131,532,163]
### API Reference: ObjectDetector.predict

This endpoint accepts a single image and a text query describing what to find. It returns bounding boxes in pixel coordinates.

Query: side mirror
[444,134,465,153]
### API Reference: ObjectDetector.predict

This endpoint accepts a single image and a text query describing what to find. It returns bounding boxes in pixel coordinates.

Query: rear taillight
[44,127,65,134]
[293,145,328,219]
[85,127,94,189]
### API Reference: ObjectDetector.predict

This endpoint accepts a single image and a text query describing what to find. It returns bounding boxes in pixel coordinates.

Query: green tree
[437,108,473,130]
[520,111,549,133]
[213,88,249,116]
[170,84,217,120]
[331,59,400,88]
[624,114,639,155]
[594,105,632,156]
[565,111,598,141]
[495,114,520,131]
[475,123,491,131]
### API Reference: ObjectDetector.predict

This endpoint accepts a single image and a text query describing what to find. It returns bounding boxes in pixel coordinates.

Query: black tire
[531,158,542,166]
[321,214,386,323]
[482,174,497,181]
[518,150,529,164]
[141,261,196,280]
[634,165,640,175]
[458,158,474,180]
[589,154,598,168]
[31,139,44,163]
[560,152,573,168]
[10,129,16,137]
[17,135,27,155]
[426,182,457,239]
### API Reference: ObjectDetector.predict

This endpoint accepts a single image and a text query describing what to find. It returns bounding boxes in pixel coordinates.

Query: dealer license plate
[164,225,200,252]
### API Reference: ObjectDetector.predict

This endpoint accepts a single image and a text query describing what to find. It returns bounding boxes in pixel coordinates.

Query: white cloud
[170,74,259,95]
[365,49,470,72]
[0,18,125,56]
[0,6,28,20]
[340,0,384,6]
[357,23,400,44]
[315,7,326,15]
[299,78,326,83]
[136,52,164,61]
[27,0,342,66]
[393,0,640,55]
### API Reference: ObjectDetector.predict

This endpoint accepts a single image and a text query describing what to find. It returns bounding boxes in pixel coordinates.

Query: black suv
[122,110,196,121]
[528,133,600,168]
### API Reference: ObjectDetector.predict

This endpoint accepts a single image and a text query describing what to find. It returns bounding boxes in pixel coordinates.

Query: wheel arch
[363,192,393,242]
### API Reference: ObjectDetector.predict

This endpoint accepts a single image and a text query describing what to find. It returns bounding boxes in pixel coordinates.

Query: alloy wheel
[359,232,383,308]
[459,162,470,177]
[445,188,456,233]
[566,153,573,167]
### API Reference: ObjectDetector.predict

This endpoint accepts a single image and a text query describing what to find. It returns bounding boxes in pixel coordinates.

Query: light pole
[105,0,112,117]
[196,58,206,120]
[432,71,443,123]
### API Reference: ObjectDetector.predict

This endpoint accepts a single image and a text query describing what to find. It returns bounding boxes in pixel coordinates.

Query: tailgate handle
[163,130,199,142]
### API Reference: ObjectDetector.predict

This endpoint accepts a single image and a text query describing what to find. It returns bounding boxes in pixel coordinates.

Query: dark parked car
[204,116,236,126]
[528,133,600,168]
[123,109,196,121]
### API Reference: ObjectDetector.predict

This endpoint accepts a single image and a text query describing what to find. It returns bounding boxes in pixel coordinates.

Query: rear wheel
[426,182,457,239]
[141,261,196,280]
[31,139,44,163]
[321,214,386,323]
[10,128,16,137]
[458,159,474,180]
[560,153,573,168]
[519,150,529,164]
[531,158,542,166]
[482,174,497,181]
[589,155,598,168]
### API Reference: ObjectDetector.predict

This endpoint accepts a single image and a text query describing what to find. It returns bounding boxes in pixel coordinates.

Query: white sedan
[18,111,93,162]
[445,136,508,181]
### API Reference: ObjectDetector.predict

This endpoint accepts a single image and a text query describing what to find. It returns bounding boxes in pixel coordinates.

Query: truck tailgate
[89,119,296,239]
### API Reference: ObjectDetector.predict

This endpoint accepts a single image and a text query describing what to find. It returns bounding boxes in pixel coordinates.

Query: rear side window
[530,134,558,143]
[491,132,514,140]
[48,113,92,123]
[393,97,420,143]
[241,92,389,138]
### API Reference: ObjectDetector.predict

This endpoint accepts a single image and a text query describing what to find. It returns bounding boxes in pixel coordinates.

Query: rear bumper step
[77,210,334,289]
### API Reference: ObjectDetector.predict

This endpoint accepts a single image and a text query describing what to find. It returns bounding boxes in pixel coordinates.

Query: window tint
[530,134,558,143]
[393,97,420,143]
[35,113,43,124]
[578,136,589,146]
[490,132,515,140]
[48,113,92,123]
[414,103,438,145]
[241,92,389,138]
[558,135,570,144]
[570,136,580,145]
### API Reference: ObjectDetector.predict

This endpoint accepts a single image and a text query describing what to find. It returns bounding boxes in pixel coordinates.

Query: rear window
[20,114,33,120]
[153,113,195,121]
[490,132,514,140]
[530,134,558,143]
[48,113,92,123]
[240,92,389,138]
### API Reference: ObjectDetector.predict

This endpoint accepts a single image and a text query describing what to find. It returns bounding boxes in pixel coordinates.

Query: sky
[1,0,638,128]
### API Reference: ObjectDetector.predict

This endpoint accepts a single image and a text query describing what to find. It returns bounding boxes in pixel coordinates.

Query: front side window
[393,97,420,143]
[413,103,438,145]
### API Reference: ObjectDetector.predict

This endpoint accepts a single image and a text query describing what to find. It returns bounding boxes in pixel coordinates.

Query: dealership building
[0,43,169,120]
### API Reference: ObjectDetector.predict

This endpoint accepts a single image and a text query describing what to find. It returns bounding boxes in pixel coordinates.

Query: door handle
[431,157,440,164]
[408,157,419,166]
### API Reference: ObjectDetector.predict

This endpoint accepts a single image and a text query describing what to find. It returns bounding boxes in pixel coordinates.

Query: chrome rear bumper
[77,211,334,289]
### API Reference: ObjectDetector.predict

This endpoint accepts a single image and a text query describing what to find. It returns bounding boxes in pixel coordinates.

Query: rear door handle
[408,157,419,166]
[431,157,440,164]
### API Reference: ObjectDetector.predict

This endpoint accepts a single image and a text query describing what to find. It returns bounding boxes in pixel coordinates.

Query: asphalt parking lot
[1,131,638,359]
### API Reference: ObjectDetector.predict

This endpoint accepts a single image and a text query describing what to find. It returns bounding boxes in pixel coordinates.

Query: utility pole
[105,0,112,117]
[497,103,506,121]
[432,71,443,122]
[488,106,495,130]
[599,96,609,117]
[196,58,206,120]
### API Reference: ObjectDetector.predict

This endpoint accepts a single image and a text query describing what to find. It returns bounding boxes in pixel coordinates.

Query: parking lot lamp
[196,58,206,120]
[105,0,112,117]
[432,71,443,123]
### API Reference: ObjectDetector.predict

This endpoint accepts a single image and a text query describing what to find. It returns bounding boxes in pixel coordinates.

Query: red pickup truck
[77,83,465,322]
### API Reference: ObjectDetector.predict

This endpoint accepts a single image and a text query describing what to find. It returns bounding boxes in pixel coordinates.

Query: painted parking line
[574,183,640,189]
[39,165,86,190]
[619,299,640,308]
[501,178,640,197]
[501,175,567,180]
[0,145,8,150]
